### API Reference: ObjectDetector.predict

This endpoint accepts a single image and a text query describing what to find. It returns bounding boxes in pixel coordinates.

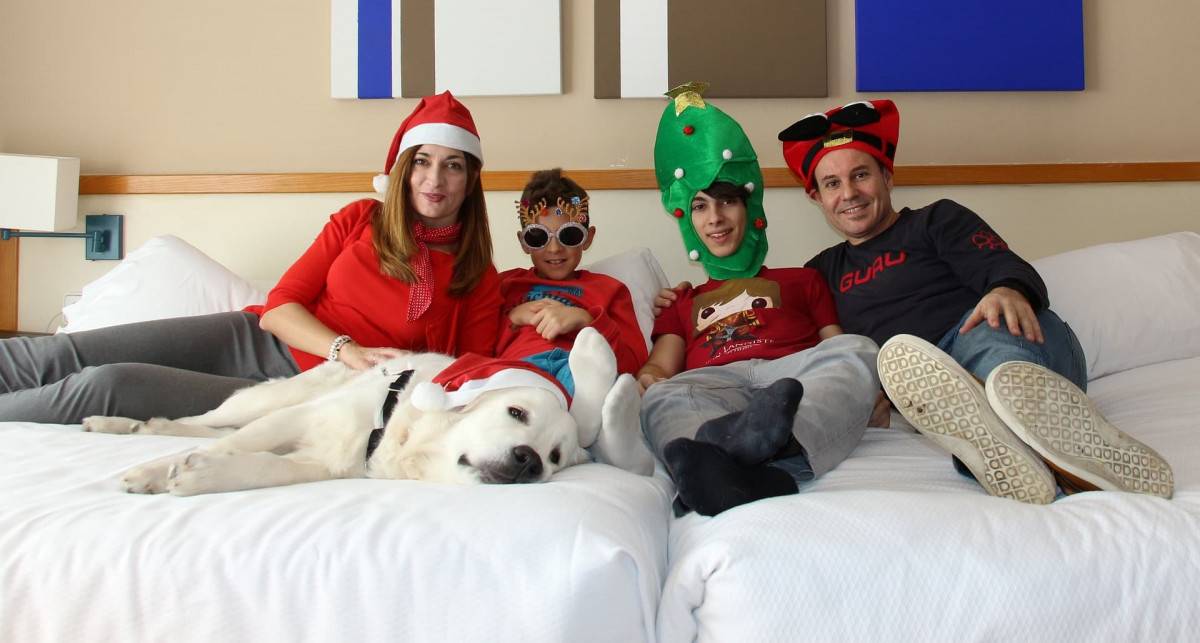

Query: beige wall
[3,1,1200,173]
[3,1,1199,329]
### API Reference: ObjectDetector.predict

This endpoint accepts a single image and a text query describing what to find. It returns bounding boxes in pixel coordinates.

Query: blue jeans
[521,348,575,397]
[937,308,1088,391]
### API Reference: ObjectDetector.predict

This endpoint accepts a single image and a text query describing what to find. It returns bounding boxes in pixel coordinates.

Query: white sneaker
[878,335,1056,504]
[986,361,1174,499]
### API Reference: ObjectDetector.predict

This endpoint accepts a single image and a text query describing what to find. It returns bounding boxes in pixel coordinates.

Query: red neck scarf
[408,220,463,322]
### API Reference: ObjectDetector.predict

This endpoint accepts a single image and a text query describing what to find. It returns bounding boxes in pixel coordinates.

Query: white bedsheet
[0,424,674,643]
[658,356,1200,642]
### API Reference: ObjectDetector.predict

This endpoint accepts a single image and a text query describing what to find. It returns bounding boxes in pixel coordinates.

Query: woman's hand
[336,343,411,371]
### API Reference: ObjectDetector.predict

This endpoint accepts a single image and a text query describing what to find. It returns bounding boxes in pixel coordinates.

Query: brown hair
[373,146,493,297]
[518,168,589,226]
[700,181,750,205]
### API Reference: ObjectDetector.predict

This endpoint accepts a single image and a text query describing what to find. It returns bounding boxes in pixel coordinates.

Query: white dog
[84,327,653,496]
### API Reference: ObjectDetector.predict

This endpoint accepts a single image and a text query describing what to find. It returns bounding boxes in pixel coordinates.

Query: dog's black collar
[366,369,414,462]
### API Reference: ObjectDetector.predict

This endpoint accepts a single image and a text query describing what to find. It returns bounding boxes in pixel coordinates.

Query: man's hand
[652,281,693,317]
[868,390,891,428]
[960,286,1044,344]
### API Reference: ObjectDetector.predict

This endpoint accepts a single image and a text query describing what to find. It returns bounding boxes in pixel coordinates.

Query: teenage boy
[637,84,879,516]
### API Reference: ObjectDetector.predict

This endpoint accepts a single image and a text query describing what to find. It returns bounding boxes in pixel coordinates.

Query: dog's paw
[166,451,225,496]
[82,416,144,434]
[122,463,169,494]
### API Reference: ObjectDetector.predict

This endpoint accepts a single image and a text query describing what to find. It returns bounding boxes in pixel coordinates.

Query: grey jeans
[0,312,299,424]
[641,334,880,480]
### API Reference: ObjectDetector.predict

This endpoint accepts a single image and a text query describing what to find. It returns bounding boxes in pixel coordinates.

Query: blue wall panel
[856,1,1084,91]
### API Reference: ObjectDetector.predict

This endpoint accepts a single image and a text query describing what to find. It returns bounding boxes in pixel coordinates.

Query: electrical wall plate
[85,214,123,260]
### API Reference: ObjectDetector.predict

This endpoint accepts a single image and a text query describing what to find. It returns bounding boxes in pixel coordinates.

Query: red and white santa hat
[373,90,484,194]
[411,354,570,412]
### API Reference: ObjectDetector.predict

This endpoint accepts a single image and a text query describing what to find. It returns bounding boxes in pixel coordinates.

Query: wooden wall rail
[78,162,1200,194]
[6,161,1198,331]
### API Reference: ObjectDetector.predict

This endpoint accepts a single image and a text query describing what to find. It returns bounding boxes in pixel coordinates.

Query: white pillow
[584,247,670,351]
[1032,231,1200,380]
[60,235,269,333]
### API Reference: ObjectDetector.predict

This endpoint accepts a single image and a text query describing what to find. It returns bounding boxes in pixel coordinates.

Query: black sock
[664,438,799,517]
[695,378,804,466]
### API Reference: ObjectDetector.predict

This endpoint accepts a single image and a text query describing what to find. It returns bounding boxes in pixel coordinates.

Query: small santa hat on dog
[778,99,899,192]
[373,91,484,194]
[411,354,570,413]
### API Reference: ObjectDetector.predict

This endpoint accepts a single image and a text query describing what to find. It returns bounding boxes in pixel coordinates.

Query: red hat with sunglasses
[778,100,899,191]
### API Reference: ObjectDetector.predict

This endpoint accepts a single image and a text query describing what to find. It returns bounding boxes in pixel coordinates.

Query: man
[637,84,879,517]
[780,99,1173,502]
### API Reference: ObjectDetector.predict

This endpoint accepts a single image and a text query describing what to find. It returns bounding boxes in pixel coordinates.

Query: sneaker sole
[878,335,1056,504]
[986,361,1174,499]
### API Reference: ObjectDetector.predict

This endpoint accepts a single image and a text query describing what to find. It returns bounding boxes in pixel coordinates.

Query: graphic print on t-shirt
[520,283,582,307]
[691,278,780,356]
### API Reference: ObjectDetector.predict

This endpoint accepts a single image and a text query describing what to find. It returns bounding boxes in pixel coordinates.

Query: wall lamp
[0,153,123,260]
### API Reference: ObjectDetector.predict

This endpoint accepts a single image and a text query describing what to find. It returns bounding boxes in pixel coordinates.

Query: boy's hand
[652,281,692,317]
[528,300,594,341]
[506,300,542,327]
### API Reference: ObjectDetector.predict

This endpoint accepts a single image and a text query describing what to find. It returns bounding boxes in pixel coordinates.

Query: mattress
[658,356,1200,642]
[0,423,674,642]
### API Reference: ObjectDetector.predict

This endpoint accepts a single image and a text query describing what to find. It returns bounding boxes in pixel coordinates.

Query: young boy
[497,168,654,475]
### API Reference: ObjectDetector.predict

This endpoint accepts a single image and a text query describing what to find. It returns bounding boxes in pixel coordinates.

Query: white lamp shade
[0,154,80,232]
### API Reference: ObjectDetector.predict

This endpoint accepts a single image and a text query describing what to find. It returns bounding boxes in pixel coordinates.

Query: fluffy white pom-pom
[411,381,449,412]
[373,173,389,194]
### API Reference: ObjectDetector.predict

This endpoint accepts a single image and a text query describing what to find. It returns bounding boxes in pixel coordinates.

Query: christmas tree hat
[653,82,767,280]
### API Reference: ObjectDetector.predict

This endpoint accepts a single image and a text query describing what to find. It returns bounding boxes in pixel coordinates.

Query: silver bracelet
[328,334,354,361]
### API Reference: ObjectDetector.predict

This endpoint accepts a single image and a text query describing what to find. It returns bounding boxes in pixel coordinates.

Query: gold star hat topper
[653,82,767,281]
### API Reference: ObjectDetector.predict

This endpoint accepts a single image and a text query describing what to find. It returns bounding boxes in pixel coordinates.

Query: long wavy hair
[372,146,493,297]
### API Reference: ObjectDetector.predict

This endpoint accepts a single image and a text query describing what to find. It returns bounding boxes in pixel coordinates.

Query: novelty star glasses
[521,222,589,249]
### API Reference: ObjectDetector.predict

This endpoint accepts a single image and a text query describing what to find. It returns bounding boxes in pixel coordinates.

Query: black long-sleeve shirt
[805,199,1047,347]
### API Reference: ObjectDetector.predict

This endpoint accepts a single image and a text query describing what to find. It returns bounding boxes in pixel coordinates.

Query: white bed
[0,239,678,642]
[4,231,1200,642]
[0,424,674,641]
[657,231,1200,642]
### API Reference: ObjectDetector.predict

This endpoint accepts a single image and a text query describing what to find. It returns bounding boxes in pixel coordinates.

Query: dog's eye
[508,406,528,424]
[549,448,561,465]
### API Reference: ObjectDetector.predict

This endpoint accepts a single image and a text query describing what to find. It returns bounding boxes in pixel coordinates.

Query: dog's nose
[512,445,544,482]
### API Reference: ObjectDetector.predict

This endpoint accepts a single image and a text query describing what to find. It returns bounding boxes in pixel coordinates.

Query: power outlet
[63,293,83,308]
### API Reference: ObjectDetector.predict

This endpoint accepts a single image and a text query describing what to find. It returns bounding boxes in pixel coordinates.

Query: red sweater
[497,268,648,376]
[255,199,503,371]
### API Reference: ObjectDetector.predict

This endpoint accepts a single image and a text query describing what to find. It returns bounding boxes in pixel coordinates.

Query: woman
[0,91,503,424]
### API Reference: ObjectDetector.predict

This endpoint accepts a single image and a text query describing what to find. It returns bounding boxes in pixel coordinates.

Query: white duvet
[0,423,674,643]
[658,356,1200,642]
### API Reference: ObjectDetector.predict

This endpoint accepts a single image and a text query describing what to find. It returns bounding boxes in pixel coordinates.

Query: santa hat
[373,91,484,194]
[778,100,899,191]
[653,82,768,281]
[411,354,570,413]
